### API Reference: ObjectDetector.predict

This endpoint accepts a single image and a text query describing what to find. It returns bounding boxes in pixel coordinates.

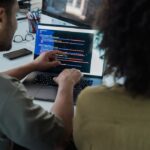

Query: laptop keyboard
[33,73,93,102]
[33,73,57,86]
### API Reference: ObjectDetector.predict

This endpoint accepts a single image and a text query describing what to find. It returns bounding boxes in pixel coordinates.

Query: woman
[73,0,150,149]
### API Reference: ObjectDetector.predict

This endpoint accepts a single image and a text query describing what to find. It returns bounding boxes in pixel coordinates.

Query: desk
[0,19,53,111]
[0,19,115,111]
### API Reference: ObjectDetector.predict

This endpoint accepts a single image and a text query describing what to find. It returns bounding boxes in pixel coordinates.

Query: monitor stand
[40,14,76,27]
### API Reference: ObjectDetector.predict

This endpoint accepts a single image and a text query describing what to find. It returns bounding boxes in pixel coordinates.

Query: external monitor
[42,0,101,27]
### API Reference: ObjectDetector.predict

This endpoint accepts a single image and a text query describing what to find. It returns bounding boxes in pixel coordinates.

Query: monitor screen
[34,24,104,76]
[42,0,101,27]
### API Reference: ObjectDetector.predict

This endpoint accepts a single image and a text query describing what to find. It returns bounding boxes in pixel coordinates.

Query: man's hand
[54,69,83,87]
[51,69,82,143]
[32,50,65,71]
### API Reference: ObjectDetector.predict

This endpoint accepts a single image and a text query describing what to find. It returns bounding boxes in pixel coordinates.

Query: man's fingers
[53,77,57,82]
[47,50,66,56]
[48,61,61,67]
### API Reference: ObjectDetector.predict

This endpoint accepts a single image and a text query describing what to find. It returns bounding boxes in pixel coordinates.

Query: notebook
[23,24,104,104]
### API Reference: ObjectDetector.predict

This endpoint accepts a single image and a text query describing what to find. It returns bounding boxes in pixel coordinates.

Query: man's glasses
[13,33,34,43]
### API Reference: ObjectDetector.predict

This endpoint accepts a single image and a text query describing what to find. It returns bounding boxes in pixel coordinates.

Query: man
[0,0,82,149]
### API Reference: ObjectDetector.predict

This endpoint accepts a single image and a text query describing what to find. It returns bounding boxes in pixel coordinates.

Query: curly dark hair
[95,0,150,96]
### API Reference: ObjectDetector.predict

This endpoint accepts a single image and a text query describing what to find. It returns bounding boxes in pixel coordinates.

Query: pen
[32,12,39,24]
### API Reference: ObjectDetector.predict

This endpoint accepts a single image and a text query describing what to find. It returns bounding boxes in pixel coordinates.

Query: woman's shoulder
[79,84,124,97]
[76,84,125,106]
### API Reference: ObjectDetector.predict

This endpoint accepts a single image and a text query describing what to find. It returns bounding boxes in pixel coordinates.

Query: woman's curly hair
[95,0,150,96]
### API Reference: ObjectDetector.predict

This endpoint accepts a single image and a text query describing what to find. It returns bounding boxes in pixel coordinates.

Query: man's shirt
[0,74,65,150]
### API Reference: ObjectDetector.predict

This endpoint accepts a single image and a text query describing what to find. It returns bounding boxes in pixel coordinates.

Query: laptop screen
[34,24,104,76]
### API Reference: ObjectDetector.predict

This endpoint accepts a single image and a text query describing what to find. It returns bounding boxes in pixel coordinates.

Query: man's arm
[2,62,36,80]
[2,51,63,80]
[51,69,82,141]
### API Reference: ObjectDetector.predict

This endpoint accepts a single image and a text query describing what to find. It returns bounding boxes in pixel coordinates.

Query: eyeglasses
[13,33,34,43]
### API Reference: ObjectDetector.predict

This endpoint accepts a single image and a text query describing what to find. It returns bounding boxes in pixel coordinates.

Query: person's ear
[0,7,6,30]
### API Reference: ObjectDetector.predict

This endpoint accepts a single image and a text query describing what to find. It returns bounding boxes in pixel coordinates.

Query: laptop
[23,24,104,104]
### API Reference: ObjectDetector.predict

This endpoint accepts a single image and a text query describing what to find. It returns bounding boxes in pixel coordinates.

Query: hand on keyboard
[53,69,82,87]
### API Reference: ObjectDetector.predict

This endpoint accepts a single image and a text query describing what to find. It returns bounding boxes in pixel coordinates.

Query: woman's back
[73,85,150,150]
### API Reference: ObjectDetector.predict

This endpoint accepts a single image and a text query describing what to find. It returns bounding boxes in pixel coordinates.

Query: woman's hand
[32,50,65,71]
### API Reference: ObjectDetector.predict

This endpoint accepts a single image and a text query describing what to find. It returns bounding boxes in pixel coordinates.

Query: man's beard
[0,43,12,51]
[0,21,15,52]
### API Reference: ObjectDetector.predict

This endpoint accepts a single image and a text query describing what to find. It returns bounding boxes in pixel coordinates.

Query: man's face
[0,0,18,51]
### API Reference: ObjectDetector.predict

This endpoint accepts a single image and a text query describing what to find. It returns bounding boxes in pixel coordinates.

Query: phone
[3,48,32,60]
